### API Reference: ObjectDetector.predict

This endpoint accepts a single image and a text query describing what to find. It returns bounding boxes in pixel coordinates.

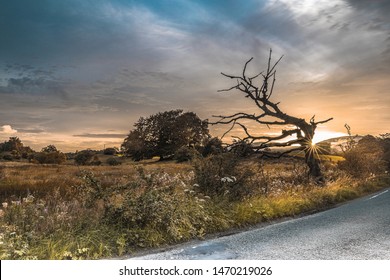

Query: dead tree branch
[211,49,333,183]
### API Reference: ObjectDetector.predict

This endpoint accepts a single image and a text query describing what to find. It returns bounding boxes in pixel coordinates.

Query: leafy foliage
[103,147,117,155]
[174,146,199,162]
[201,137,224,157]
[379,133,390,171]
[192,153,252,199]
[0,137,34,160]
[122,109,210,161]
[74,150,96,165]
[229,139,254,157]
[34,145,66,164]
[106,157,122,166]
[338,135,386,178]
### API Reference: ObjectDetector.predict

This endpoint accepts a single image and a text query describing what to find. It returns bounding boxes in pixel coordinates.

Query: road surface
[131,188,390,259]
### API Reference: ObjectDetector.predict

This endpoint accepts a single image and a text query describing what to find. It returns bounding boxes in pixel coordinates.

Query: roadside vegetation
[1,136,389,259]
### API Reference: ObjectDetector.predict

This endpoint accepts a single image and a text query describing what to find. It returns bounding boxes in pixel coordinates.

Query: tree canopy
[34,145,66,164]
[122,109,210,161]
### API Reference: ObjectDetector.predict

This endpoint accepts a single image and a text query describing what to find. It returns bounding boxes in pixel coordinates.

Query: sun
[312,130,346,145]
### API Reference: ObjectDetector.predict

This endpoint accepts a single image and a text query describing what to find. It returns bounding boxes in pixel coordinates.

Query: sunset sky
[1,0,389,152]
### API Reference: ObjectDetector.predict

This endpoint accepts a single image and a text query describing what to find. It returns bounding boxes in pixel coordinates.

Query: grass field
[288,150,345,163]
[0,155,388,259]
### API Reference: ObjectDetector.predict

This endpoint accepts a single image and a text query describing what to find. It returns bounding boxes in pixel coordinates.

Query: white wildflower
[23,195,34,203]
[221,176,234,183]
[78,248,89,254]
[2,202,7,209]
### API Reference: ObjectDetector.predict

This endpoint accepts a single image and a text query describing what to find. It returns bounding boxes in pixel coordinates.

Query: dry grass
[0,158,388,259]
[0,161,192,200]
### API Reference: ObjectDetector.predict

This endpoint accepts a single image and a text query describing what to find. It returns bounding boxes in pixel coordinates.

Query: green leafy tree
[122,109,210,161]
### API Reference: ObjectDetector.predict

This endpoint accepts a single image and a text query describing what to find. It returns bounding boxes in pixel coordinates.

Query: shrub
[74,150,95,165]
[34,152,66,164]
[103,148,117,155]
[90,155,101,166]
[338,135,386,178]
[2,154,13,161]
[106,157,121,166]
[174,146,199,162]
[192,153,251,199]
[201,137,223,157]
[73,168,210,245]
[229,140,253,157]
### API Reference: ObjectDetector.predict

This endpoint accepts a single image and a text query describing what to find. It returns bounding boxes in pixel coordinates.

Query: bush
[74,150,95,165]
[73,168,210,245]
[201,137,223,157]
[229,140,253,157]
[2,154,13,161]
[34,152,66,164]
[338,135,386,178]
[192,153,251,199]
[106,157,121,166]
[90,155,101,166]
[174,146,199,162]
[103,148,117,155]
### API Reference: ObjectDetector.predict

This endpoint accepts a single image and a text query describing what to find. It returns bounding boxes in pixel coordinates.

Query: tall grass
[0,159,388,259]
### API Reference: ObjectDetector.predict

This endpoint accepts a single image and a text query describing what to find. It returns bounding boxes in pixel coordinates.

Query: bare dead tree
[212,49,333,183]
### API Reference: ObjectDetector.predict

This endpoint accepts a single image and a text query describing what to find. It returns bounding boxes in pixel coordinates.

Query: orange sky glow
[1,0,389,152]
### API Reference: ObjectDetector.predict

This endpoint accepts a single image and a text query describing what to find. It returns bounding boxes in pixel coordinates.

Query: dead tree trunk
[212,50,332,184]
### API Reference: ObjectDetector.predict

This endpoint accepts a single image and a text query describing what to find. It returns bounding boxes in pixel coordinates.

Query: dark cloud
[0,0,388,150]
[0,77,69,101]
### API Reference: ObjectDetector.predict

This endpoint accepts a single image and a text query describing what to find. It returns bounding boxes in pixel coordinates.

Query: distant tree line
[1,111,390,174]
[0,137,34,160]
[0,138,67,164]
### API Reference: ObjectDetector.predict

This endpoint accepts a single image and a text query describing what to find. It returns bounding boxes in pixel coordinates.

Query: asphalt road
[131,188,390,260]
